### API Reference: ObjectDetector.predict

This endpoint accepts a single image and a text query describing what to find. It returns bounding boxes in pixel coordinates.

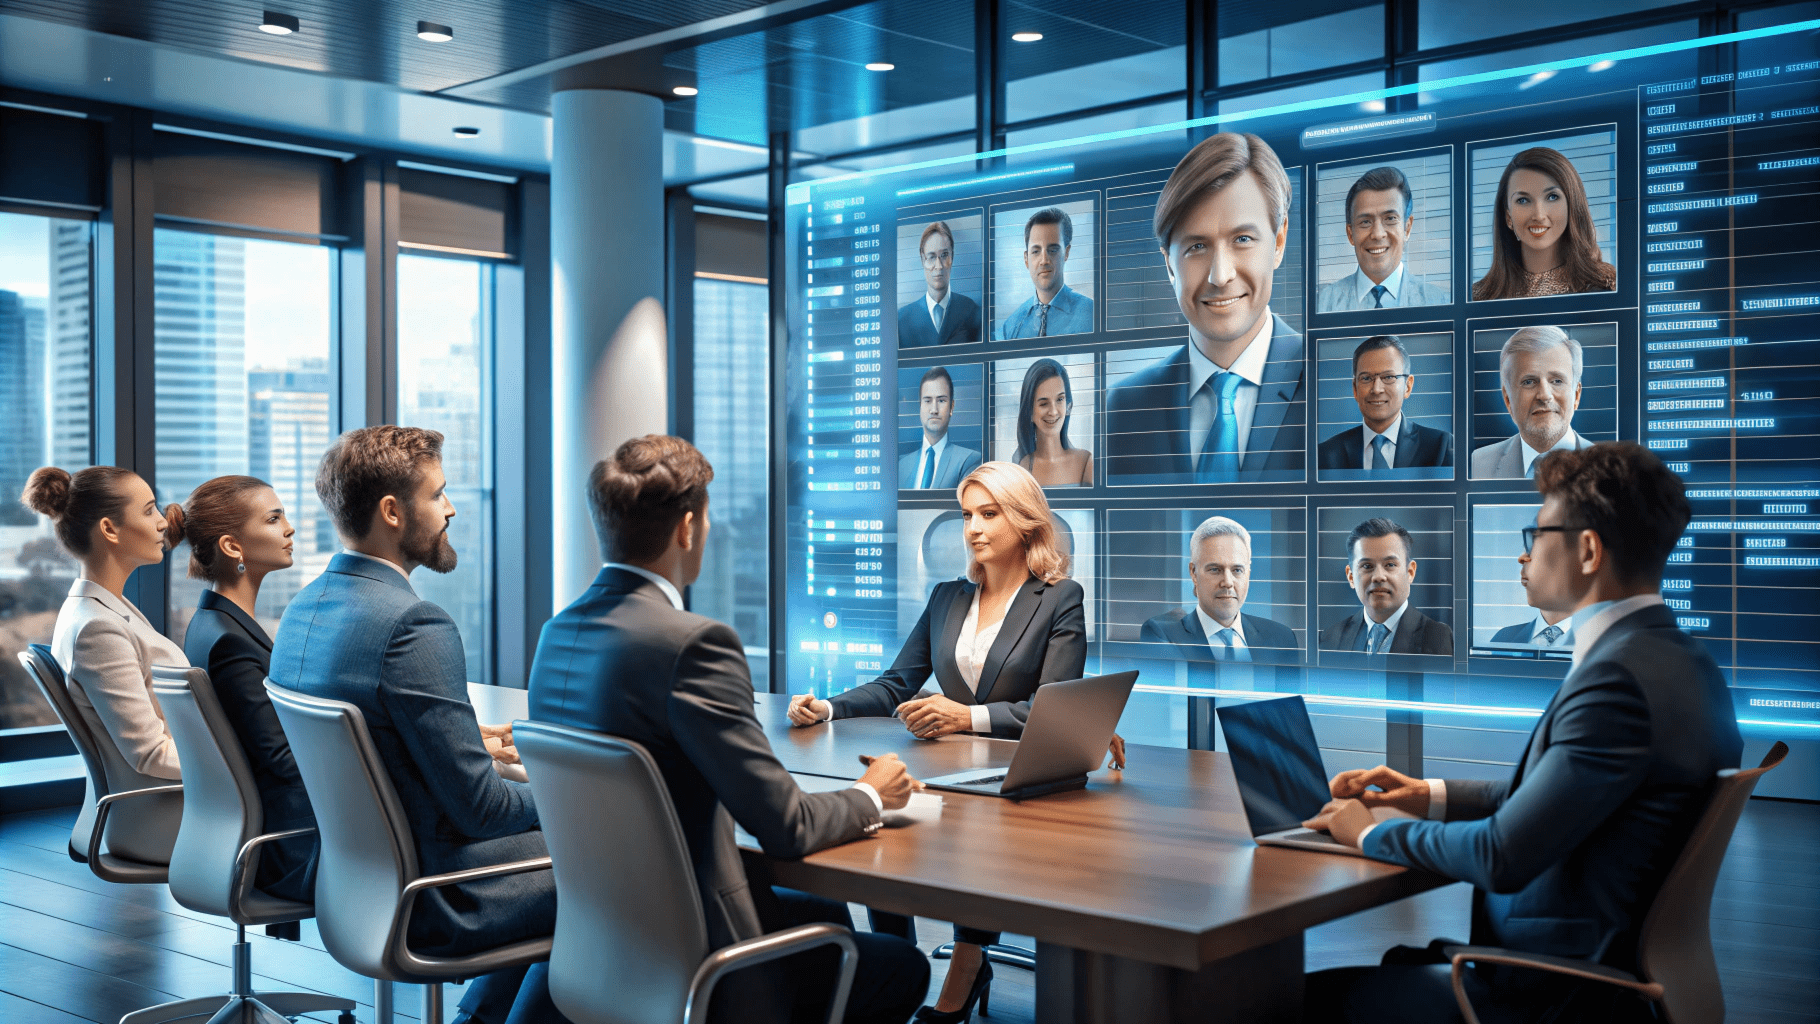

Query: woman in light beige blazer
[23,465,188,865]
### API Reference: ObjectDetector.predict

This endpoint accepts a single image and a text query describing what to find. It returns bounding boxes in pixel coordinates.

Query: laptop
[920,671,1138,799]
[1215,695,1386,857]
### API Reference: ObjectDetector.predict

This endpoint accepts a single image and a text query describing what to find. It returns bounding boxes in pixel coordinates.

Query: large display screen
[777,23,1820,733]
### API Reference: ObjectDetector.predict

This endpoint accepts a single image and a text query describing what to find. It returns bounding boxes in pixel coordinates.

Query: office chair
[513,720,859,1024]
[264,680,552,1024]
[1447,740,1790,1024]
[152,665,357,1024]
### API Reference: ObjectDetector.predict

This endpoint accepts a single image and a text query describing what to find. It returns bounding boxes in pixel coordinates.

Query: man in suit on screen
[1314,165,1447,312]
[998,207,1093,339]
[1318,517,1453,656]
[1471,325,1592,479]
[897,220,981,346]
[1141,515,1297,661]
[898,366,982,490]
[1317,335,1454,474]
[1103,132,1305,484]
[1303,443,1741,1023]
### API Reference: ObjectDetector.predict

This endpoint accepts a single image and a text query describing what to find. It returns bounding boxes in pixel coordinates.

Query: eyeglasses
[1353,372,1411,388]
[920,251,953,267]
[1521,524,1588,554]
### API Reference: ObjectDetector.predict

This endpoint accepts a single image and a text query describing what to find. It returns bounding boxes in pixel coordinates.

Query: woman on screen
[1471,146,1616,300]
[787,461,1113,1022]
[1014,357,1093,487]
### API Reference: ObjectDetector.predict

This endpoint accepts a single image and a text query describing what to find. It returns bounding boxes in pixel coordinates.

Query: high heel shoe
[912,959,994,1021]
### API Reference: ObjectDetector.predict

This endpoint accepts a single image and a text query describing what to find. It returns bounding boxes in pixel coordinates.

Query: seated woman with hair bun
[21,465,188,865]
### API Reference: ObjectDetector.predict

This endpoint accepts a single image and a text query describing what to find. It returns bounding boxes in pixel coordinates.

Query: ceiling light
[673,85,699,97]
[1518,69,1557,90]
[1588,59,1616,72]
[865,62,894,72]
[453,126,480,137]
[1011,31,1043,42]
[417,21,454,43]
[260,11,300,35]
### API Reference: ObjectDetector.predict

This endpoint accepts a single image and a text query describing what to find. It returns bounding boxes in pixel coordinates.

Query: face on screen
[920,232,953,299]
[1502,344,1580,451]
[1345,533,1414,621]
[1163,171,1287,360]
[1504,168,1567,259]
[1345,187,1410,283]
[1353,345,1413,434]
[1190,533,1251,627]
[920,377,954,441]
[1031,374,1071,442]
[1024,221,1068,299]
[1518,495,1586,615]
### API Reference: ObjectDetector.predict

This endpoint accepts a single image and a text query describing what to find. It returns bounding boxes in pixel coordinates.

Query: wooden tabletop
[475,684,1447,971]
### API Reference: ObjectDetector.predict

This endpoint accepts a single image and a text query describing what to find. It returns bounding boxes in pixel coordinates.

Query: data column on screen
[787,195,899,696]
[1638,60,1820,699]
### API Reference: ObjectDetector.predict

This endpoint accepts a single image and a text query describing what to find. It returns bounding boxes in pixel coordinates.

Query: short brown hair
[1533,442,1690,584]
[919,221,954,255]
[315,425,444,541]
[1153,132,1291,250]
[589,435,714,563]
[174,475,270,583]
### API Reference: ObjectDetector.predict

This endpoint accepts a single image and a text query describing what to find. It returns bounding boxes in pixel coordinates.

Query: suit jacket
[829,576,1086,737]
[1138,606,1298,662]
[1313,267,1448,312]
[1102,313,1306,484]
[1490,617,1575,647]
[1319,605,1454,656]
[899,440,983,491]
[998,284,1093,339]
[1363,603,1743,977]
[897,291,982,346]
[1470,430,1591,479]
[52,579,188,865]
[1317,418,1455,471]
[269,553,552,956]
[527,567,881,955]
[183,589,316,903]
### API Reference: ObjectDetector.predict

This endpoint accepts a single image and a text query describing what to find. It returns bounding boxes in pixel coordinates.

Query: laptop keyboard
[963,774,1006,786]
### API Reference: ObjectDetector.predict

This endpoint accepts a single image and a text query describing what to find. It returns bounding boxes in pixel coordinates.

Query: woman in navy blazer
[788,462,1102,1022]
[174,475,317,904]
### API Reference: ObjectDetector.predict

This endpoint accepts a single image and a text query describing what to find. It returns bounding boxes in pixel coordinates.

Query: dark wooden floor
[2,800,1815,1024]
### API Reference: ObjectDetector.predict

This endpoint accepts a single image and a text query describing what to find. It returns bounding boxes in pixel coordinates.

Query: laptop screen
[1215,696,1333,837]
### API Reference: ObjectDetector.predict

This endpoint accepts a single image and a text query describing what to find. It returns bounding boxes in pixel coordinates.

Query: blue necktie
[1196,371,1244,482]
[1370,433,1390,471]
[919,448,936,489]
[1526,457,1539,479]
[1366,623,1390,655]
[1369,284,1387,308]
[1213,627,1252,663]
[1537,624,1564,647]
[931,303,944,333]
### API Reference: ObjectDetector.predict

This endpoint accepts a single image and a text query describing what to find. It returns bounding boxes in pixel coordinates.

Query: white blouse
[954,589,1013,735]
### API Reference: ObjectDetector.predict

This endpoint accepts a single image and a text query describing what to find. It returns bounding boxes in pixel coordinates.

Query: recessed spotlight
[1011,31,1043,42]
[417,21,454,43]
[865,62,894,72]
[673,85,699,97]
[1588,59,1616,72]
[260,11,300,35]
[453,126,480,137]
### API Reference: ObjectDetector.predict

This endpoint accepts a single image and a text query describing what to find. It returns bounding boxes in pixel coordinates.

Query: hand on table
[1302,798,1376,847]
[1329,764,1430,818]
[895,694,973,739]
[787,693,832,727]
[480,724,519,764]
[1106,733,1126,770]
[857,752,923,810]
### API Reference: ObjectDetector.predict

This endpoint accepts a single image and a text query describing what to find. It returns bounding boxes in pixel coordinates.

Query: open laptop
[920,671,1138,799]
[1216,695,1388,857]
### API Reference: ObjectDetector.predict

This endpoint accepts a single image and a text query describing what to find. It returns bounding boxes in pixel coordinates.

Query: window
[1419,0,1685,50]
[693,276,771,689]
[0,210,92,729]
[153,229,335,644]
[1218,2,1383,87]
[1002,0,1184,124]
[398,254,496,685]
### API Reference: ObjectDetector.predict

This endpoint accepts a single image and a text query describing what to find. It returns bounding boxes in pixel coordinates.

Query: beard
[402,509,458,574]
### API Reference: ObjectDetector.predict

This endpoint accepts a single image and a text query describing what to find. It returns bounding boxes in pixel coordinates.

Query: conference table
[469,684,1447,1023]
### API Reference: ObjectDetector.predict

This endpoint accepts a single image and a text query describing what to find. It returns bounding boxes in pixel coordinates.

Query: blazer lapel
[1394,418,1419,469]
[974,577,1046,705]
[1241,316,1303,472]
[1389,608,1422,654]
[1161,348,1195,475]
[1497,436,1527,478]
[935,445,961,489]
[932,582,975,701]
[203,590,273,651]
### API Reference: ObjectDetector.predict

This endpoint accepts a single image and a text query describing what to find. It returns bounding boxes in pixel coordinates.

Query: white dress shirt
[1188,313,1274,462]
[1362,599,1411,654]
[926,288,952,329]
[343,549,413,589]
[954,590,1002,734]
[1520,428,1585,476]
[1195,606,1250,659]
[602,562,684,610]
[1525,612,1575,646]
[1362,413,1403,470]
[913,434,950,490]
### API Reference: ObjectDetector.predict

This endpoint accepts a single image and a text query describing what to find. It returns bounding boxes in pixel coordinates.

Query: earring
[236,561,246,575]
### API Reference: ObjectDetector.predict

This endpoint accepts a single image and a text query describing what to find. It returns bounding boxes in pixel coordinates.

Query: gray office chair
[513,720,859,1024]
[18,644,179,883]
[1447,740,1790,1024]
[152,665,357,1024]
[264,679,553,1024]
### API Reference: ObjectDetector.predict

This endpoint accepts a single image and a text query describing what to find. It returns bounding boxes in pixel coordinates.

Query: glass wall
[693,276,771,689]
[0,210,92,728]
[398,253,496,685]
[153,229,335,644]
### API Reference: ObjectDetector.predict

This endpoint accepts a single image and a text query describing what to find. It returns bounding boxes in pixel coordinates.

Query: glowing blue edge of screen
[1134,686,1820,729]
[785,18,1820,202]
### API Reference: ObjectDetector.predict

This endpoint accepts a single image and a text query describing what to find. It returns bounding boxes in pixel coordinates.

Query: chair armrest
[88,784,185,865]
[233,827,319,896]
[1444,945,1664,1024]
[394,855,554,945]
[686,923,858,1024]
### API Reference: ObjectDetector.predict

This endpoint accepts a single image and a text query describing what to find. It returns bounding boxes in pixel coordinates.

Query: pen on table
[858,753,926,790]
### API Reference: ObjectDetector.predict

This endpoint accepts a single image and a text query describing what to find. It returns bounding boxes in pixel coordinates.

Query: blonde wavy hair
[955,461,1070,584]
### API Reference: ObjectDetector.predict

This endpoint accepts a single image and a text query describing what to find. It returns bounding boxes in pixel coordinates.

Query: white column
[550,89,668,607]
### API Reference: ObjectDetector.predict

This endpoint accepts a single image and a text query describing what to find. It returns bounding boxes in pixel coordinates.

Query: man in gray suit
[1304,443,1740,1023]
[527,435,928,1024]
[269,426,548,1024]
[899,366,982,490]
[1472,325,1592,479]
[1318,517,1453,656]
[1315,166,1448,312]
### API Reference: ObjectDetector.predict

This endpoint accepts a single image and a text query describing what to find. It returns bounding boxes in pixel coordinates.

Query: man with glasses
[1318,517,1453,656]
[1472,325,1592,479]
[1303,442,1740,1024]
[1317,335,1454,474]
[998,207,1093,339]
[897,220,981,346]
[1315,166,1448,312]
